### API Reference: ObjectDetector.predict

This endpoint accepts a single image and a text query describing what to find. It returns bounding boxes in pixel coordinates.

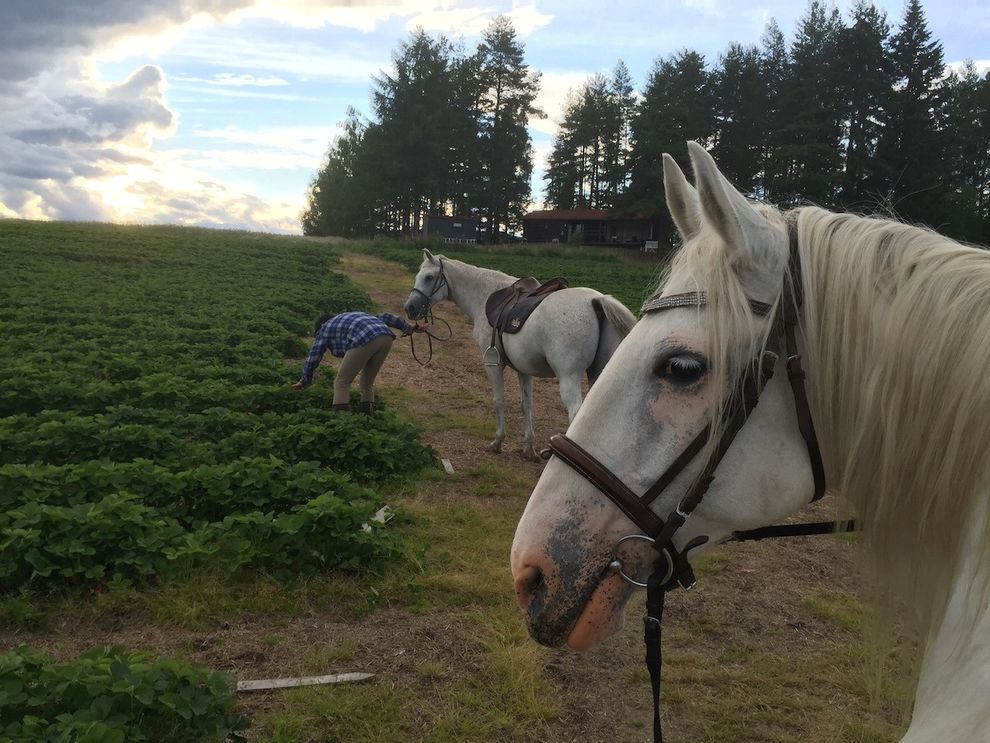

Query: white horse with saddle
[404,250,636,460]
[512,142,990,740]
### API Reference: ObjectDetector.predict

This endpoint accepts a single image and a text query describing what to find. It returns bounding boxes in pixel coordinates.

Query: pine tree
[447,50,486,218]
[371,29,460,233]
[777,1,844,206]
[712,43,766,193]
[476,16,543,242]
[545,90,585,210]
[302,109,374,236]
[876,0,947,225]
[941,64,990,239]
[604,61,636,204]
[624,50,713,233]
[759,19,789,202]
[836,1,892,208]
[544,64,636,212]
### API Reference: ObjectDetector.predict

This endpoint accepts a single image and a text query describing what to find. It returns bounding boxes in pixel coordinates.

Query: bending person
[293,311,417,414]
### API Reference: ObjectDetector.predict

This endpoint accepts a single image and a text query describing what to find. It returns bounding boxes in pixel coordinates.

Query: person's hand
[292,380,308,390]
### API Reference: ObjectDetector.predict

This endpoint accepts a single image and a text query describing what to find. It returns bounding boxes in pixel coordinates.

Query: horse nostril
[514,565,544,612]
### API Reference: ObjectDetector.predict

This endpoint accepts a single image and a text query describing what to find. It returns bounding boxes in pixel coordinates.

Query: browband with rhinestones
[641,291,773,317]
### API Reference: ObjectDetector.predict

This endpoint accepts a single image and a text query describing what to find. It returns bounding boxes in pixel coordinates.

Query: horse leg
[558,371,584,422]
[516,372,539,462]
[484,363,507,454]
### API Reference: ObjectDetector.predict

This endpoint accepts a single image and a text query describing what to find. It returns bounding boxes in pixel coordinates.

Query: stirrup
[483,345,501,367]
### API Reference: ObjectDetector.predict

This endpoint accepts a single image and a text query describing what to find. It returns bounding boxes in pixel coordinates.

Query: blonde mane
[662,204,990,645]
[798,206,990,641]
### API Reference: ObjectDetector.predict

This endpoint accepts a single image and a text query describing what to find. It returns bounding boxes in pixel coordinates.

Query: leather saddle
[482,276,569,370]
[485,276,569,334]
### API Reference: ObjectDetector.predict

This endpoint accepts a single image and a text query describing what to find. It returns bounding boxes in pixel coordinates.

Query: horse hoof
[522,445,541,462]
[488,441,503,454]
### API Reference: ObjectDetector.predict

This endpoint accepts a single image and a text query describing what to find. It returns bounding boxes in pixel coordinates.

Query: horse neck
[443,259,517,322]
[794,205,990,640]
[907,497,990,739]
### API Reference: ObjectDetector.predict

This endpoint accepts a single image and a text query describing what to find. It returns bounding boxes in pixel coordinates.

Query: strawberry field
[0,221,433,739]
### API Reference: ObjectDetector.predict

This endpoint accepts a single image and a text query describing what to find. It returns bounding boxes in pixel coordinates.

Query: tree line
[302,0,990,245]
[301,16,541,243]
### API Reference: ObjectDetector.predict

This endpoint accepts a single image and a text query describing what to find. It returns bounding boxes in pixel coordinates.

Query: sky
[1,0,986,234]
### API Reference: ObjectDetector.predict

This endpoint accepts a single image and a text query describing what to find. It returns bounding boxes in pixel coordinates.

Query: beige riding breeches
[333,334,394,405]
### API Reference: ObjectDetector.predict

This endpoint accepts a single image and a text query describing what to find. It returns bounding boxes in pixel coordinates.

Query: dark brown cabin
[521,208,654,247]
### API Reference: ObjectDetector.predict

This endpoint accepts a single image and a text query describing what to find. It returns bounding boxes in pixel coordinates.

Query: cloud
[162,35,387,82]
[946,59,990,76]
[530,70,591,136]
[0,1,241,91]
[408,4,553,36]
[0,65,173,181]
[174,72,291,86]
[0,0,324,231]
[122,176,303,232]
[0,0,558,232]
[151,123,342,174]
[193,123,337,151]
[681,0,725,18]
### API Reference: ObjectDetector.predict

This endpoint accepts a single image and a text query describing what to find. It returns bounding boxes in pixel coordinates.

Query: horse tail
[588,295,637,386]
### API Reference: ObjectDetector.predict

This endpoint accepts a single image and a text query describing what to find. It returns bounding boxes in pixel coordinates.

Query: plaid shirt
[300,312,410,383]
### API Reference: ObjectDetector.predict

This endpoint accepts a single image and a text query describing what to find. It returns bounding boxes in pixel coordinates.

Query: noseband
[545,233,834,742]
[409,259,448,320]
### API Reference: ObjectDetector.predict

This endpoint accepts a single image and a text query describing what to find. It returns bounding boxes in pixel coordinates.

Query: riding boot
[331,403,351,412]
[358,401,374,416]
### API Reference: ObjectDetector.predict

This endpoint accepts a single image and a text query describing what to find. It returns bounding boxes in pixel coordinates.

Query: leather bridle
[544,231,849,742]
[409,259,448,321]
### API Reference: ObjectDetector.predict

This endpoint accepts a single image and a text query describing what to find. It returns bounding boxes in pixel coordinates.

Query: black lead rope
[644,519,859,742]
[645,566,667,743]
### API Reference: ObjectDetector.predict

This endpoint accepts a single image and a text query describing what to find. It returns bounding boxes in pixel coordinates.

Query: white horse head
[511,141,816,648]
[404,249,450,320]
[511,141,990,738]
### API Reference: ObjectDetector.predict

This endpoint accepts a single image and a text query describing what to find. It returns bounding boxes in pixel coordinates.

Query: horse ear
[663,154,701,241]
[423,248,437,264]
[687,141,766,262]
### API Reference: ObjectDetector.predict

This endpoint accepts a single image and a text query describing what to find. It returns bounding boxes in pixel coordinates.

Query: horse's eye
[655,355,707,384]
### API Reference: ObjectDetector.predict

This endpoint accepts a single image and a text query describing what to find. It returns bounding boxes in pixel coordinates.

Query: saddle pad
[485,276,569,334]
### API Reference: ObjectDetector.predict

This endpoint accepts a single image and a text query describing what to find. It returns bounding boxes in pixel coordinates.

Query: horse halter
[544,232,829,743]
[409,259,449,321]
